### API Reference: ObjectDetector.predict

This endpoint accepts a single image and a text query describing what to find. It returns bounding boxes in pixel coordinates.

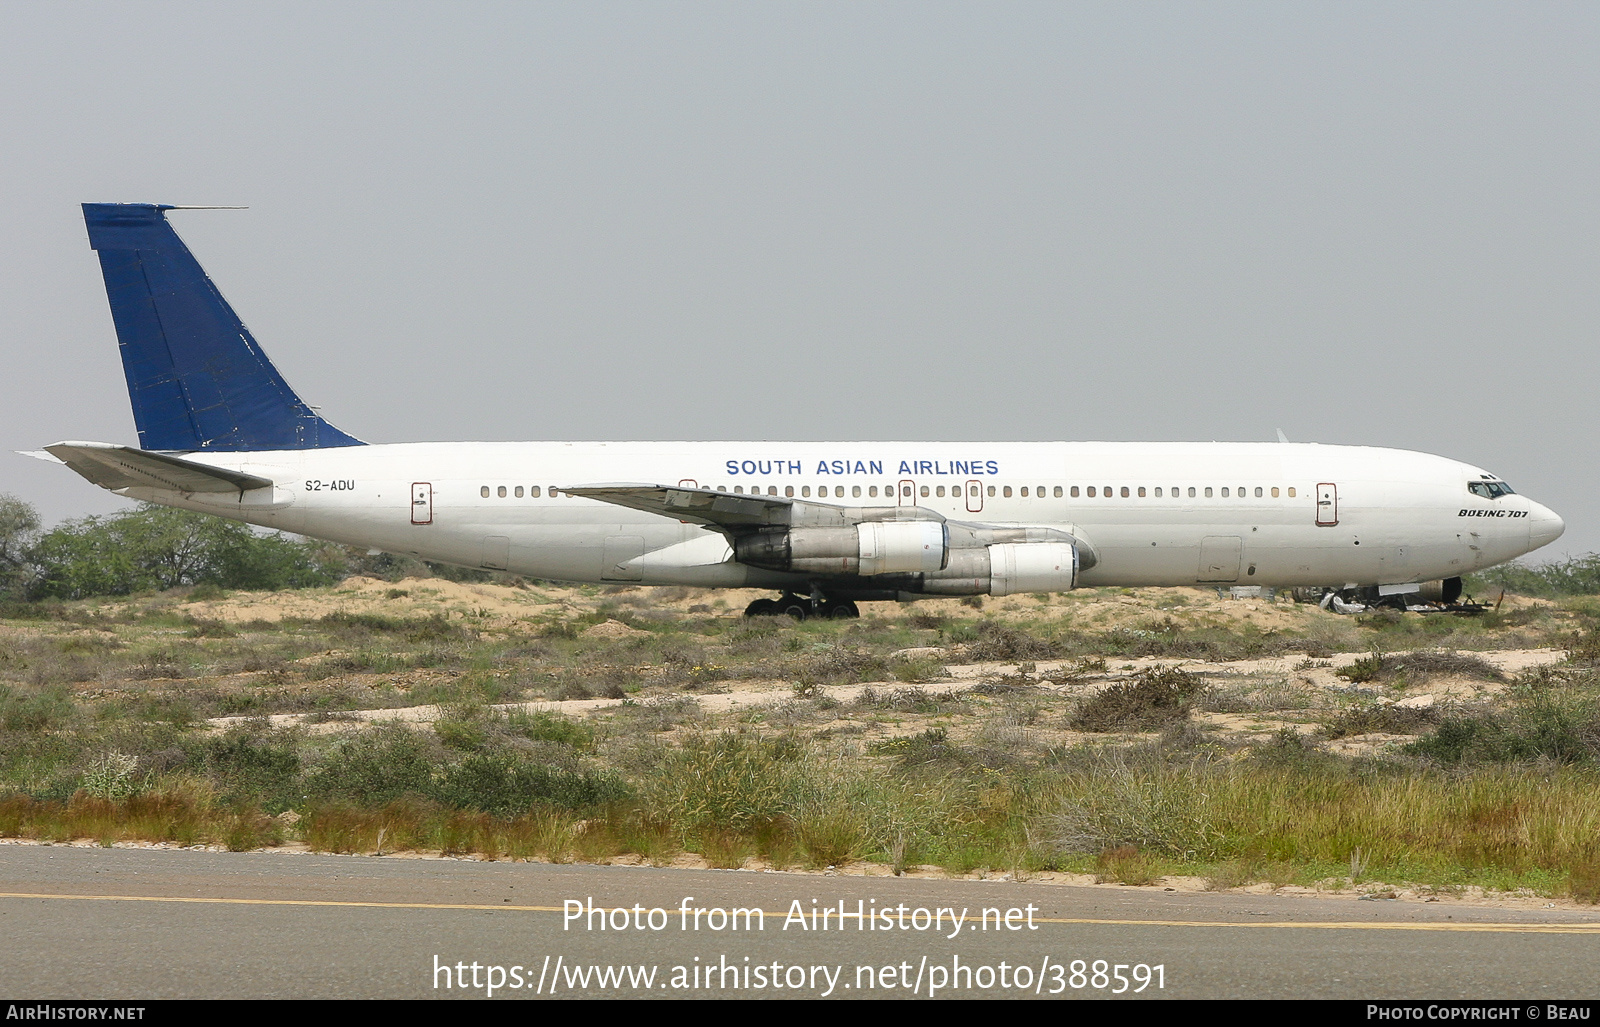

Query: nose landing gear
[743,593,860,620]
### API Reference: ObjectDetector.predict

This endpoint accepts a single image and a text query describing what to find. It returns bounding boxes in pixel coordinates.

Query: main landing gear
[743,593,860,620]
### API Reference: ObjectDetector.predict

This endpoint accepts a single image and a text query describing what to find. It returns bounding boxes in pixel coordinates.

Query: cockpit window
[1468,481,1516,500]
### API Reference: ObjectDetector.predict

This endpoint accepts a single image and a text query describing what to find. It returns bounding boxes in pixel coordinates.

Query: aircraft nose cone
[1529,504,1565,550]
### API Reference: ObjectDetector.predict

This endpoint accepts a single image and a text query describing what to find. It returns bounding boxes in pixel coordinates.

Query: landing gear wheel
[823,600,859,620]
[744,598,779,618]
[778,596,810,620]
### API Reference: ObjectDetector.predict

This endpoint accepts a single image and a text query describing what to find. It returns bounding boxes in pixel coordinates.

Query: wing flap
[44,442,273,494]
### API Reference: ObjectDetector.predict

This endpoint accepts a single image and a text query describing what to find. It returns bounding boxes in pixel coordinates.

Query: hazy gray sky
[3,2,1597,557]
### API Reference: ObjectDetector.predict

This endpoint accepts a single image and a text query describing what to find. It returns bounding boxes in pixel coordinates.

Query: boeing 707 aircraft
[31,203,1565,619]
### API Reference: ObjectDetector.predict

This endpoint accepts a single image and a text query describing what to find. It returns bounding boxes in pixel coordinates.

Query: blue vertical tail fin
[82,202,364,452]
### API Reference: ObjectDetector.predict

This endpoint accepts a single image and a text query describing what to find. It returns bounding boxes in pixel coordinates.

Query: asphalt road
[0,844,1597,1000]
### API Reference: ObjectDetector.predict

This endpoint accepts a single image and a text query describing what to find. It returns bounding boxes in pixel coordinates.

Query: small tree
[0,494,40,599]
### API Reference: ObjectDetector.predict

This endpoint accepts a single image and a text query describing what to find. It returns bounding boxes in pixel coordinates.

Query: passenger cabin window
[514,486,523,498]
[480,486,490,498]
[1086,486,1095,497]
[1070,486,1080,497]
[1254,487,1263,498]
[1003,486,1013,497]
[1287,487,1296,498]
[869,486,878,497]
[1187,487,1196,497]
[852,486,861,498]
[1020,487,1029,498]
[1221,487,1229,498]
[1121,486,1130,498]
[936,486,946,497]
[785,486,794,497]
[531,486,542,497]
[1055,486,1064,498]
[920,486,930,498]
[1154,487,1162,497]
[1271,487,1279,498]
[987,486,996,497]
[1204,487,1213,498]
[1137,487,1145,497]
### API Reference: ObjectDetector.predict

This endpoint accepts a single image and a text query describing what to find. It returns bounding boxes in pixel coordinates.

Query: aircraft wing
[561,483,795,530]
[42,442,273,494]
[565,482,950,537]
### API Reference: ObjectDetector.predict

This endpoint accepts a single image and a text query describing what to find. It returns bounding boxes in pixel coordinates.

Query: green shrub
[1406,691,1600,765]
[304,725,436,805]
[506,710,595,751]
[432,751,627,815]
[0,685,75,732]
[648,732,800,832]
[1468,554,1600,598]
[188,728,302,809]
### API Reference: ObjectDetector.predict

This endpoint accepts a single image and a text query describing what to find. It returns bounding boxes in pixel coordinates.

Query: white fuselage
[120,440,1564,592]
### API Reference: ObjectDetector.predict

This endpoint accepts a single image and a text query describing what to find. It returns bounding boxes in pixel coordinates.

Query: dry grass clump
[0,776,282,850]
[1321,703,1441,739]
[963,621,1066,662]
[1568,849,1600,904]
[965,674,1041,696]
[853,686,961,715]
[1337,650,1507,687]
[604,696,703,734]
[875,727,1016,771]
[1095,844,1159,885]
[1070,667,1207,732]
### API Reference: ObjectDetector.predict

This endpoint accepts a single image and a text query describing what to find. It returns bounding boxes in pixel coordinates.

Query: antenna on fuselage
[1275,428,1290,443]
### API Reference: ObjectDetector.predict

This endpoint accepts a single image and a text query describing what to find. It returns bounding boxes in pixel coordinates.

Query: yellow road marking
[0,892,1595,933]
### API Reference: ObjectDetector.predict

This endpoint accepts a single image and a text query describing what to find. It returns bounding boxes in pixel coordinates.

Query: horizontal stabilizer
[44,442,273,494]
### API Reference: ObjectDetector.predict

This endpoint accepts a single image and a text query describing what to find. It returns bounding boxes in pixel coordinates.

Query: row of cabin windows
[481,486,563,498]
[715,484,1300,500]
[1067,485,1297,499]
[481,483,1300,500]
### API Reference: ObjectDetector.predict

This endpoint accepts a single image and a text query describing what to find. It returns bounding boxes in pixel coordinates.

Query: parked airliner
[31,203,1564,618]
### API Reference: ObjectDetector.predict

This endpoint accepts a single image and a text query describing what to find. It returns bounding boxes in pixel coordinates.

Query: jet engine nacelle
[733,521,948,575]
[917,542,1080,596]
[988,542,1079,596]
